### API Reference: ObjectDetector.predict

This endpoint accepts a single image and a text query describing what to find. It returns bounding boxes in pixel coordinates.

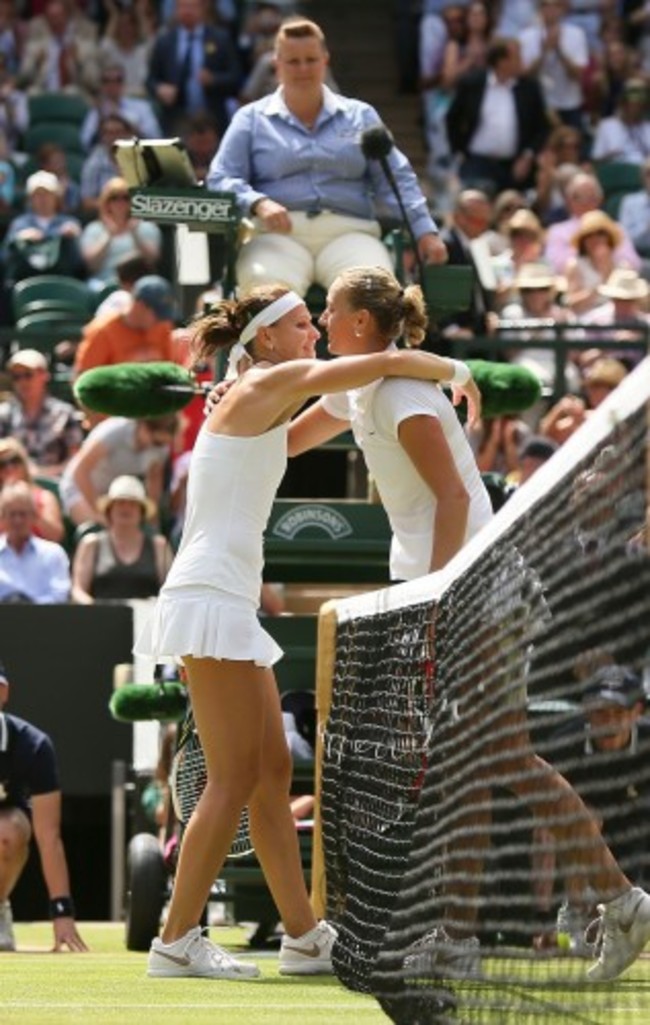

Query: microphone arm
[361,125,425,283]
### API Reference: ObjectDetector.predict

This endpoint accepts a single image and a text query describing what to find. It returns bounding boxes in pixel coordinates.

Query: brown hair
[275,17,327,51]
[335,266,428,347]
[189,285,292,367]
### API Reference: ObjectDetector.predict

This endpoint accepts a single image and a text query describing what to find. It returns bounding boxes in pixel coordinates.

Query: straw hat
[598,268,650,301]
[583,357,628,389]
[507,209,544,239]
[97,475,156,519]
[513,261,561,291]
[571,210,623,250]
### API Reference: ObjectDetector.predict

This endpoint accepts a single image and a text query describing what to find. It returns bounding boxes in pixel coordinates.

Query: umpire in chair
[0,662,87,952]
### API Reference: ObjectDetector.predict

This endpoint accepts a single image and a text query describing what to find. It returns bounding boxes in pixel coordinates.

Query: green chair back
[421,264,474,316]
[12,275,94,322]
[23,122,85,156]
[28,93,89,126]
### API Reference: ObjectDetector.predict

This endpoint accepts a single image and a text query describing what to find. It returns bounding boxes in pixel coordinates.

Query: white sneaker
[588,887,650,982]
[556,900,595,958]
[0,900,15,952]
[148,926,260,979]
[403,925,481,980]
[278,920,337,975]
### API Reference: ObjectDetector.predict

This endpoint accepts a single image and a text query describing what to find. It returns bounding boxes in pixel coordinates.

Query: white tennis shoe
[403,925,482,980]
[588,887,650,982]
[148,926,260,979]
[278,920,337,975]
[0,899,15,952]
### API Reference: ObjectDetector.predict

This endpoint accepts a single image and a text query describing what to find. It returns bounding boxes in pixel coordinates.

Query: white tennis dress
[134,422,287,666]
[323,378,493,581]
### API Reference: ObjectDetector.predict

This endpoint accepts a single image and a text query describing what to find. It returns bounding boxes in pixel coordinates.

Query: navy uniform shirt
[0,713,60,815]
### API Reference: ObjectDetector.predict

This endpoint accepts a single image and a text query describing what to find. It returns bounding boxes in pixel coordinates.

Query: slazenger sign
[272,504,353,541]
[131,192,235,224]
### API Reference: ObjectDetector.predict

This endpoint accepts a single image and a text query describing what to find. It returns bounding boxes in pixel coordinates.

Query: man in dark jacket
[446,36,550,196]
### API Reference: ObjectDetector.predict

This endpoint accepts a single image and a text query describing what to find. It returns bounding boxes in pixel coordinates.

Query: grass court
[2,922,649,1025]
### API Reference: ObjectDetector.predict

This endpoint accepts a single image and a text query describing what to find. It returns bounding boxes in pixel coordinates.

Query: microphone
[74,361,206,418]
[361,123,424,280]
[109,680,188,723]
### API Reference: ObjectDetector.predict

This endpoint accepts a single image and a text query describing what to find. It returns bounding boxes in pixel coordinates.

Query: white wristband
[449,359,471,386]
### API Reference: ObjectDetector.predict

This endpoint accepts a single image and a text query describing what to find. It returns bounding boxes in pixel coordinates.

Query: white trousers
[236,210,394,296]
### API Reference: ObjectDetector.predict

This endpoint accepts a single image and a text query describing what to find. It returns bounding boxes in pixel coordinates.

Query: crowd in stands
[0,0,646,597]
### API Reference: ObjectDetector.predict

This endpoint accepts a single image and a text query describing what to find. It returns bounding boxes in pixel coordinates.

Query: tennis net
[316,359,650,1024]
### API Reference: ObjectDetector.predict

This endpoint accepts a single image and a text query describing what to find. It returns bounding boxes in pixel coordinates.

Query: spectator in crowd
[207,16,446,298]
[0,51,28,151]
[486,188,530,255]
[0,662,87,952]
[0,0,25,77]
[71,474,173,604]
[17,0,99,100]
[578,268,650,369]
[564,210,627,316]
[437,188,498,346]
[0,349,84,478]
[491,208,546,306]
[0,125,14,216]
[493,0,537,36]
[35,143,81,215]
[419,3,471,204]
[99,0,157,97]
[587,34,642,120]
[445,36,550,196]
[58,413,177,527]
[511,434,559,486]
[80,177,162,291]
[470,412,533,477]
[180,111,221,182]
[440,1,492,91]
[590,76,650,164]
[147,0,242,137]
[0,481,70,603]
[540,356,629,445]
[81,63,161,151]
[0,438,65,544]
[618,157,650,259]
[1,171,84,289]
[498,260,581,402]
[544,171,641,274]
[91,252,154,320]
[79,113,135,216]
[519,0,590,136]
[530,124,586,226]
[237,1,285,80]
[73,275,177,377]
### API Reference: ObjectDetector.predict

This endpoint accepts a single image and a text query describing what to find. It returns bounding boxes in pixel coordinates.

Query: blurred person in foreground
[207,16,446,298]
[0,661,87,952]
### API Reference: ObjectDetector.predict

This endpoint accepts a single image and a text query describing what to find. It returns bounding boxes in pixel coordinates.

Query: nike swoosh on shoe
[155,950,192,966]
[282,943,322,958]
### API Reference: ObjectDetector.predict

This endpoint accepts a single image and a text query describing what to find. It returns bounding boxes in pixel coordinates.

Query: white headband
[226,291,304,379]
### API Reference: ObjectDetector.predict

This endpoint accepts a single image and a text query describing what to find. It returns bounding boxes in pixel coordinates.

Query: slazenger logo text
[131,194,234,223]
[272,504,353,541]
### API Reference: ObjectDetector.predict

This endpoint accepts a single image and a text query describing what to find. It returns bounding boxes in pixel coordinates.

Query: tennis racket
[170,707,254,859]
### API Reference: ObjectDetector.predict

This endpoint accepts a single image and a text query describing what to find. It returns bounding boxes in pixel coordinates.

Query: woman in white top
[136,284,479,980]
[289,267,493,578]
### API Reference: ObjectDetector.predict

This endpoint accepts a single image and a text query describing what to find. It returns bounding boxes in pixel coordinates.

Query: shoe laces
[188,929,237,969]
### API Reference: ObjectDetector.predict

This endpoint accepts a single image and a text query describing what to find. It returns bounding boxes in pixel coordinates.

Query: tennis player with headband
[135,285,479,980]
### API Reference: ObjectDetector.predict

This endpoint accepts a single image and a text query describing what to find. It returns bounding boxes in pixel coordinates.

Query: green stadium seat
[12,275,94,323]
[28,93,89,126]
[23,121,85,156]
[594,161,643,220]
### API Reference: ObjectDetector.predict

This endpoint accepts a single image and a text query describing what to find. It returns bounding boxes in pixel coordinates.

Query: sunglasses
[0,455,23,468]
[109,194,130,201]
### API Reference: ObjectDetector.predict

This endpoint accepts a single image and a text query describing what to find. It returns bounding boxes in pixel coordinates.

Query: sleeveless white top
[134,421,288,665]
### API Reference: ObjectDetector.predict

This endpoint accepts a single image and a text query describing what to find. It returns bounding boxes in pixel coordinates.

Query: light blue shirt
[0,535,71,604]
[207,86,438,240]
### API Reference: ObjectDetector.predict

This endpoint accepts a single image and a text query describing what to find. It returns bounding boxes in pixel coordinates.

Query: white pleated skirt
[133,586,284,667]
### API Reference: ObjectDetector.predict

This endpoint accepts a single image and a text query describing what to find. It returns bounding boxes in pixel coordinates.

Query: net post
[310,599,339,918]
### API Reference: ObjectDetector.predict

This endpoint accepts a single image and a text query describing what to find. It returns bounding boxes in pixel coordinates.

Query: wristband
[449,359,471,386]
[49,896,75,919]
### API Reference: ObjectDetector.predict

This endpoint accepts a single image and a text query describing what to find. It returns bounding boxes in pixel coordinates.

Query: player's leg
[0,808,31,951]
[248,669,336,974]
